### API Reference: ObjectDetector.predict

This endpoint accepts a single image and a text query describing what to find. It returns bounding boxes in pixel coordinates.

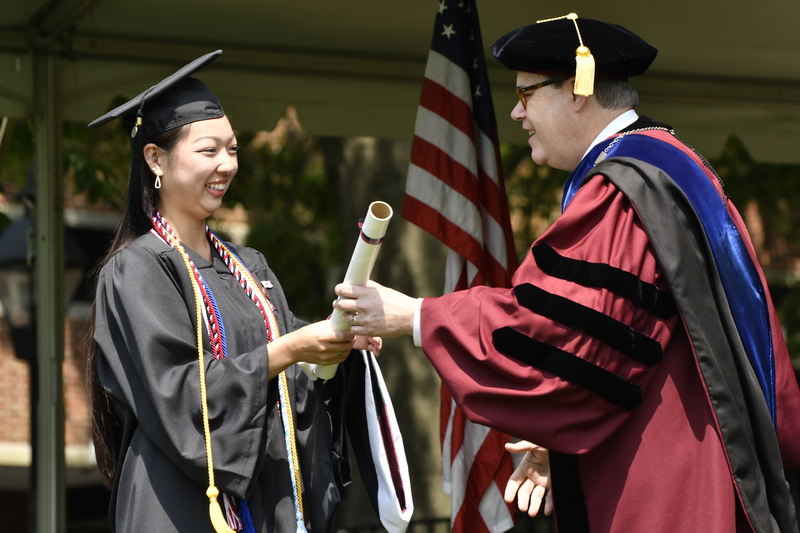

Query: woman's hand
[353,335,382,355]
[504,441,553,517]
[333,281,416,338]
[267,321,355,379]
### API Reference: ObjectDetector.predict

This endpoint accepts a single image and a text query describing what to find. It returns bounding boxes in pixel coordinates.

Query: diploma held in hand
[299,201,393,380]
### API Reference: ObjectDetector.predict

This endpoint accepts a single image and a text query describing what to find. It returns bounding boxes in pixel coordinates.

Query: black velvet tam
[88,50,224,142]
[491,17,657,79]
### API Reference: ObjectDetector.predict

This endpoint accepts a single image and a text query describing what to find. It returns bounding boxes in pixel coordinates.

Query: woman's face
[153,116,238,224]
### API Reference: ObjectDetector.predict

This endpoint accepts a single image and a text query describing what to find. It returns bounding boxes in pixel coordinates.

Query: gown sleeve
[420,174,684,454]
[94,238,271,499]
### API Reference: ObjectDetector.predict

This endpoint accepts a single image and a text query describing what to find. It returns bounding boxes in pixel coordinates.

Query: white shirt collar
[581,109,639,161]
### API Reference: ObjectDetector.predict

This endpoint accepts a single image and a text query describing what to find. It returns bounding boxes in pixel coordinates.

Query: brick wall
[0,314,93,448]
[65,316,92,448]
[0,320,31,443]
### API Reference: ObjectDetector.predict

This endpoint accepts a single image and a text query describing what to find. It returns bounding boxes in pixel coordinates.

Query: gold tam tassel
[538,13,595,96]
[574,44,595,96]
[567,13,594,96]
[208,487,236,533]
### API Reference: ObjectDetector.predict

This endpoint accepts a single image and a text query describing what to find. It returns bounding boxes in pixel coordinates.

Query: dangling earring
[151,167,162,189]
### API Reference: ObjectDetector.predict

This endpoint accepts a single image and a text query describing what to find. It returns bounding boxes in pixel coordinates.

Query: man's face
[510,72,582,171]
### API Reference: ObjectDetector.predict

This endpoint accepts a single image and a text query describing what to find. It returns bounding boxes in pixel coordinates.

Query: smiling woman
[84,50,407,533]
[144,117,239,259]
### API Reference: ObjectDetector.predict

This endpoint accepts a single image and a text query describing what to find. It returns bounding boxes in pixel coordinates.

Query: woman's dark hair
[87,124,189,487]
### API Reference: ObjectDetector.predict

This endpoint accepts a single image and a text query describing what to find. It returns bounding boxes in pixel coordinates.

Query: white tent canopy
[2,0,800,162]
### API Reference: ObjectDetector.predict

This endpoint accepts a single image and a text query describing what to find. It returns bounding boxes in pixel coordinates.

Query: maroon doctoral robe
[420,162,800,532]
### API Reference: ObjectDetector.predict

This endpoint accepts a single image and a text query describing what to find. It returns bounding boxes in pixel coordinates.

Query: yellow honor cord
[212,240,305,523]
[174,231,305,531]
[207,487,236,533]
[279,371,305,517]
[178,247,235,533]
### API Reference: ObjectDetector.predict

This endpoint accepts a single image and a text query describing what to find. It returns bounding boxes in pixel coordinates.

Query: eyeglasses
[515,77,568,109]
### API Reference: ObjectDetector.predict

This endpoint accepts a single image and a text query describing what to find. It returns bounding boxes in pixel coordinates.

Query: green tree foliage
[222,108,341,322]
[709,135,800,366]
[0,107,130,209]
[63,109,131,209]
[0,118,33,195]
[500,143,568,262]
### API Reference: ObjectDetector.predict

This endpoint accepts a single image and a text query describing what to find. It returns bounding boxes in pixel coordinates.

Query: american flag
[402,1,519,532]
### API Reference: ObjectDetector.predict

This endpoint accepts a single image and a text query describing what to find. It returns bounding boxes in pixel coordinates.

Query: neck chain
[595,126,674,164]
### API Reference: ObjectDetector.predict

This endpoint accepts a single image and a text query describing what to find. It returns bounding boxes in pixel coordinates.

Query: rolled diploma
[299,201,393,380]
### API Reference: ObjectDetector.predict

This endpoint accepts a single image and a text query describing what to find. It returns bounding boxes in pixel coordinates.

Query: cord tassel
[208,487,236,533]
[574,45,595,96]
[537,13,595,96]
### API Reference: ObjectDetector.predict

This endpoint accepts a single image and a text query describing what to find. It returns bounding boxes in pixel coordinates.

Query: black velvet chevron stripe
[549,452,590,533]
[514,283,663,366]
[532,243,678,319]
[492,326,643,411]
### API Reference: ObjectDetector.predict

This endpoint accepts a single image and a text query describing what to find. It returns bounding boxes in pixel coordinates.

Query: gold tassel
[574,45,595,96]
[186,257,234,533]
[169,220,237,533]
[130,116,143,138]
[207,486,236,533]
[548,13,594,97]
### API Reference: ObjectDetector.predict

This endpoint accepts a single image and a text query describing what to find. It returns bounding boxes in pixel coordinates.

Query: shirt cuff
[412,298,424,347]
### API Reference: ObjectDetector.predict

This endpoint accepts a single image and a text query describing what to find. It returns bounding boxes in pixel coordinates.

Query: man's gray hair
[552,78,639,110]
[594,79,639,110]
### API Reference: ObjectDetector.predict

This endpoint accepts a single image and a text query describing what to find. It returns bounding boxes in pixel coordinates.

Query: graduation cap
[491,13,657,96]
[88,49,225,142]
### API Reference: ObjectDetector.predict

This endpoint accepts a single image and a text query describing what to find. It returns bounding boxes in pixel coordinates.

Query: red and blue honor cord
[150,210,307,532]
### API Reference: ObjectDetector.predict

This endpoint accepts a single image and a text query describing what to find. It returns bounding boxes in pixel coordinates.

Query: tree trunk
[320,136,451,528]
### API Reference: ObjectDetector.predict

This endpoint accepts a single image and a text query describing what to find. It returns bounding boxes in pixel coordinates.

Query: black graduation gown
[94,233,352,532]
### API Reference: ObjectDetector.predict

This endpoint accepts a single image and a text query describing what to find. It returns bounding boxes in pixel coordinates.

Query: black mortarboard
[88,49,224,142]
[491,13,657,96]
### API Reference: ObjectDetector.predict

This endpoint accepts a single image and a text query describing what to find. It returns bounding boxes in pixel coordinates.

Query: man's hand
[333,281,416,338]
[504,441,553,517]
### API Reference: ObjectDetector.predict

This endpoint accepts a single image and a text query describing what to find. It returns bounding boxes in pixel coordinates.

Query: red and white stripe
[402,38,518,533]
[223,494,244,531]
[404,53,516,290]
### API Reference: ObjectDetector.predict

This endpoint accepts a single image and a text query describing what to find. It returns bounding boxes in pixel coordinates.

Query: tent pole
[32,48,66,533]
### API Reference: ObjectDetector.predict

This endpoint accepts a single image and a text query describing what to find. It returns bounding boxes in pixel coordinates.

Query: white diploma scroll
[299,201,393,381]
